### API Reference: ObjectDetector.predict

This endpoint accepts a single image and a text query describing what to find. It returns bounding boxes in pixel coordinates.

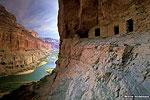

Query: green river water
[0,52,58,91]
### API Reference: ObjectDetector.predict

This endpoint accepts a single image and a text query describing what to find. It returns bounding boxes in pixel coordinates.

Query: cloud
[0,0,59,39]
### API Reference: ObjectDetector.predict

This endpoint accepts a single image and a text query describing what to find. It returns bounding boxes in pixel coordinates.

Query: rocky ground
[1,32,150,100]
[48,31,150,100]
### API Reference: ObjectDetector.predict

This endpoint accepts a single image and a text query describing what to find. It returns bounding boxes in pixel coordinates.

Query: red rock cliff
[0,5,51,51]
[0,5,52,76]
[58,0,149,39]
[2,0,150,100]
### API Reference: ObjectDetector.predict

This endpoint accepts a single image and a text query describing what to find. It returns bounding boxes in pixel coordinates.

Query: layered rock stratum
[44,38,59,50]
[2,0,150,100]
[0,5,52,76]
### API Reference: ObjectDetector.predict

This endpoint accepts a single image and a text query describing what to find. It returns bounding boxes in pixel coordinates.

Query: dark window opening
[95,28,100,37]
[79,33,88,38]
[127,19,133,32]
[114,25,119,35]
[78,30,89,38]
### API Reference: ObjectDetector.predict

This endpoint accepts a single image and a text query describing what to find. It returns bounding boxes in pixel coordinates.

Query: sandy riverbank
[38,61,48,67]
[16,61,48,75]
[15,70,34,75]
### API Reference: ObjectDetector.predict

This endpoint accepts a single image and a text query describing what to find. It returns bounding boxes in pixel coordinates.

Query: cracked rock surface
[2,32,150,100]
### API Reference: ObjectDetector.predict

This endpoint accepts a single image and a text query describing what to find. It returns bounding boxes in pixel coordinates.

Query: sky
[0,0,59,39]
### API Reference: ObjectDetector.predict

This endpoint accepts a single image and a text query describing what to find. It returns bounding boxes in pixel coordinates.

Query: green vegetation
[45,68,54,74]
[51,56,58,60]
[36,55,51,67]
[36,61,42,66]
[39,55,49,61]
[32,65,35,69]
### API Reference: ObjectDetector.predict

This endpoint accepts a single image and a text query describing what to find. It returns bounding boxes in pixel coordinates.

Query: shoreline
[6,81,37,84]
[15,61,49,76]
[38,61,48,67]
[15,70,34,75]
[16,56,50,76]
[0,91,10,98]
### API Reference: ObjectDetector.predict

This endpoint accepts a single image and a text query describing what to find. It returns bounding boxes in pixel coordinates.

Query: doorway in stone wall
[95,28,100,37]
[127,19,133,32]
[114,25,119,35]
[78,31,89,38]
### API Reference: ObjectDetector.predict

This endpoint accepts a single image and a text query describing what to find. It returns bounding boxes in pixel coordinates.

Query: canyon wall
[0,5,52,76]
[44,38,59,51]
[0,5,51,51]
[58,0,150,39]
[2,0,150,100]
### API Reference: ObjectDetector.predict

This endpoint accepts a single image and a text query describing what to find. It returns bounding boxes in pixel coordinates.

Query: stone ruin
[89,18,134,38]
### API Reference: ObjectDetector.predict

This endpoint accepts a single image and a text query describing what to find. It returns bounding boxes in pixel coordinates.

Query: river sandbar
[15,70,34,75]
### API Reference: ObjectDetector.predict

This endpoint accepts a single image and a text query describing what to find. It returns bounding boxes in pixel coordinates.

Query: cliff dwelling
[78,31,89,38]
[114,25,119,35]
[127,19,134,32]
[95,28,100,37]
[1,0,150,100]
[89,18,134,38]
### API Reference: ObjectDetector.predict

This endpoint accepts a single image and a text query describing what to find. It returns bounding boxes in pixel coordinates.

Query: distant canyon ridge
[0,5,58,76]
[44,38,59,51]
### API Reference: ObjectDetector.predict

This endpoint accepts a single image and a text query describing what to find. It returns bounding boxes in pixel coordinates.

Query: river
[0,52,58,85]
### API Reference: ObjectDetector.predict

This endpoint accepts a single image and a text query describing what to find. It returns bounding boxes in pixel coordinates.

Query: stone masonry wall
[89,0,150,38]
